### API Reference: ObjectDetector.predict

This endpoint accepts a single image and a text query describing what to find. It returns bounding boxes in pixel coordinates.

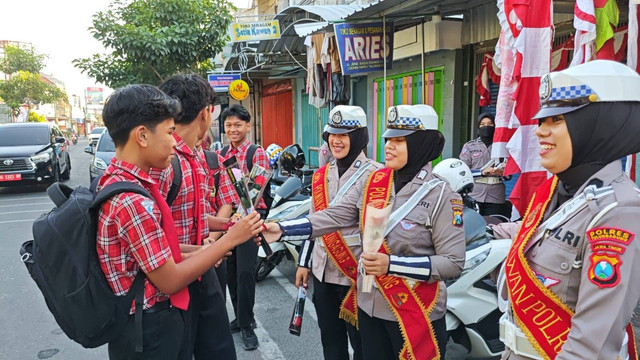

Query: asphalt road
[0,138,478,360]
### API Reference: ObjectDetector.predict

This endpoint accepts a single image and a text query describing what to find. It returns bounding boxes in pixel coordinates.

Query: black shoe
[241,327,259,350]
[230,318,257,334]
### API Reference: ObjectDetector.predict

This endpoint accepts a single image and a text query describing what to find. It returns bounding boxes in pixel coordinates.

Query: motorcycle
[433,158,510,358]
[71,134,78,145]
[254,176,311,281]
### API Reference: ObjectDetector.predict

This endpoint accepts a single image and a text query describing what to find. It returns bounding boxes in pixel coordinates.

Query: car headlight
[31,153,51,163]
[94,158,108,170]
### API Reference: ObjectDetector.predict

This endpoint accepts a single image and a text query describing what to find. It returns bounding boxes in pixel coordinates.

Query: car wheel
[61,156,71,180]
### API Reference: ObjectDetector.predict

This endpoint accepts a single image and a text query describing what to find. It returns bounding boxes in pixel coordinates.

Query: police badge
[332,111,342,125]
[388,106,398,123]
[539,74,551,101]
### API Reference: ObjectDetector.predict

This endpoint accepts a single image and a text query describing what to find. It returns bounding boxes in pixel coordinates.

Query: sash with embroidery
[361,168,440,360]
[506,176,638,360]
[312,164,360,327]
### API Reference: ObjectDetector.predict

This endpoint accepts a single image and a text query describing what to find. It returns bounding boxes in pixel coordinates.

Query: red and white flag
[493,0,553,216]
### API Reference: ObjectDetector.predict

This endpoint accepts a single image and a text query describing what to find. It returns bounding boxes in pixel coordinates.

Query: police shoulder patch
[452,207,463,227]
[587,227,634,246]
[140,199,156,221]
[588,252,622,288]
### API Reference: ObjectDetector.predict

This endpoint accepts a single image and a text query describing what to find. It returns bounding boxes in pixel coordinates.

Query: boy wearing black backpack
[218,104,270,351]
[151,74,238,360]
[97,84,263,359]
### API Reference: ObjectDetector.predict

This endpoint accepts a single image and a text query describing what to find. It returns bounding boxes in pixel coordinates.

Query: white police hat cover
[534,60,640,119]
[382,104,439,138]
[327,105,367,134]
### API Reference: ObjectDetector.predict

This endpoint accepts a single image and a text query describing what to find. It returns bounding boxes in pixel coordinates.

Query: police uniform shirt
[503,161,640,360]
[460,138,506,204]
[307,165,465,322]
[311,153,382,286]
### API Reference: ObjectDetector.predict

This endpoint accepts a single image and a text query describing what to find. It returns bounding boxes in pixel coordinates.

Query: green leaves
[0,71,66,115]
[73,0,235,88]
[0,45,46,75]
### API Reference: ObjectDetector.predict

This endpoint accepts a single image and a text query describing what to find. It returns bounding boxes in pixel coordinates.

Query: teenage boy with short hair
[97,84,263,360]
[218,104,270,351]
[150,74,237,359]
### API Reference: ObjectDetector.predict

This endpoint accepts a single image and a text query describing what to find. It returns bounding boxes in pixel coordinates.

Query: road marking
[0,202,51,208]
[0,219,37,224]
[0,210,46,215]
[270,268,318,322]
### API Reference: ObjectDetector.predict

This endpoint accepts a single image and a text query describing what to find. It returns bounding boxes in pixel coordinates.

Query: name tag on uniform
[344,234,361,247]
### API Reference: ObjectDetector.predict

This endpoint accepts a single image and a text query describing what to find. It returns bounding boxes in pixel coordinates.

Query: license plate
[0,174,22,181]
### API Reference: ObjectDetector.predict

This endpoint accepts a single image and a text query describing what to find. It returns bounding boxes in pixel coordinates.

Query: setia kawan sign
[231,20,281,42]
[333,22,394,75]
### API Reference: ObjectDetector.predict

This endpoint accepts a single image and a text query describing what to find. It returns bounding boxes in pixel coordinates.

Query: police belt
[474,176,502,185]
[499,313,629,360]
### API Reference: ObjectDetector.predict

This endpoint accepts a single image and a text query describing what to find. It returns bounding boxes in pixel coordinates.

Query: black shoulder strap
[220,145,230,157]
[203,150,219,170]
[166,156,182,207]
[46,182,74,207]
[90,182,151,210]
[247,144,258,172]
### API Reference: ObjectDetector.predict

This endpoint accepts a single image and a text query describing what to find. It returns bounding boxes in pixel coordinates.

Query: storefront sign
[334,22,394,75]
[232,20,281,42]
[229,79,250,101]
[208,74,241,93]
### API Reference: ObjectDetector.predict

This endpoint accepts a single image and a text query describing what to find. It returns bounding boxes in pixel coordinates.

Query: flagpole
[421,18,425,104]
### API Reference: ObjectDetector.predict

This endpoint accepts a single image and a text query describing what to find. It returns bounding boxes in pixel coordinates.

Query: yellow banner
[232,21,281,42]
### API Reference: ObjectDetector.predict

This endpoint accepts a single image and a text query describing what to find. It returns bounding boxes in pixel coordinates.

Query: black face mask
[478,126,495,146]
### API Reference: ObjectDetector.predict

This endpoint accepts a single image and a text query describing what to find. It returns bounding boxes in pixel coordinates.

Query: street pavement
[0,138,481,360]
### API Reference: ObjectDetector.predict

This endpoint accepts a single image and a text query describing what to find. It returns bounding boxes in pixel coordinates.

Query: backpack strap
[220,145,230,157]
[46,183,74,207]
[90,182,152,210]
[131,270,146,352]
[166,156,182,207]
[247,144,258,172]
[203,150,220,191]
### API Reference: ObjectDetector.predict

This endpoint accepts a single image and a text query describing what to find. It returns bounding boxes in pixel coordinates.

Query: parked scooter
[433,158,510,358]
[254,144,313,282]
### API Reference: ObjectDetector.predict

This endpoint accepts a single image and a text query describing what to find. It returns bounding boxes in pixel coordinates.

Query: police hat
[382,105,439,138]
[327,106,367,134]
[534,60,640,119]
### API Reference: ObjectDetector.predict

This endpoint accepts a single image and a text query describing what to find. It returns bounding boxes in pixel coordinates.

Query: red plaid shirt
[149,134,209,245]
[194,147,236,215]
[97,159,172,313]
[217,138,270,210]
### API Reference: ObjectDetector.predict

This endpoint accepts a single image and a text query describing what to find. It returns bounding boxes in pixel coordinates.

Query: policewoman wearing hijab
[459,113,510,218]
[498,60,640,360]
[295,106,381,360]
[265,104,465,360]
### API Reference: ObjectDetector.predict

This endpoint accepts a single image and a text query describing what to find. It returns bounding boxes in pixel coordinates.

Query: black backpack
[20,182,152,349]
[220,144,274,215]
[166,150,221,207]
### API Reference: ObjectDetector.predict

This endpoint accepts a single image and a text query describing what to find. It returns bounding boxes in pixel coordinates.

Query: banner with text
[334,22,394,75]
[232,20,281,42]
[208,74,241,93]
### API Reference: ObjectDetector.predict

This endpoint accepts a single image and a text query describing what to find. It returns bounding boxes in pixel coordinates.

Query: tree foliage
[0,45,45,74]
[73,0,235,88]
[28,111,46,122]
[0,71,67,115]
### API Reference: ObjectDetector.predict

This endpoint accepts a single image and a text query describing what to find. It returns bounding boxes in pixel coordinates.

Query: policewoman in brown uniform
[296,105,381,360]
[498,60,640,360]
[266,104,465,360]
[460,113,510,218]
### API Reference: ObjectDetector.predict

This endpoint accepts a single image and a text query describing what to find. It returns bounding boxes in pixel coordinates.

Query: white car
[88,127,106,147]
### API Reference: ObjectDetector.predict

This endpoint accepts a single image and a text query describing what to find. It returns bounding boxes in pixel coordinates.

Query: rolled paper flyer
[361,199,393,293]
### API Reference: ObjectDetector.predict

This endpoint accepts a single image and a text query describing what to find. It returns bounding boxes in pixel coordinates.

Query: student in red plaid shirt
[218,104,270,351]
[97,84,263,360]
[150,74,239,360]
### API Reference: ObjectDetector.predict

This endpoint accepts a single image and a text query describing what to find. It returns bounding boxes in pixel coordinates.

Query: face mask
[478,126,495,139]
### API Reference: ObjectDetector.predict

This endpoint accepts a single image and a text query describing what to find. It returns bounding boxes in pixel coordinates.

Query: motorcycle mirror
[275,177,302,204]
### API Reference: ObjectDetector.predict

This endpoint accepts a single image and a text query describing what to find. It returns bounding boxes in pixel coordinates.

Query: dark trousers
[108,305,184,360]
[312,275,363,360]
[358,308,447,360]
[215,258,228,301]
[478,201,512,219]
[179,268,236,360]
[227,238,259,328]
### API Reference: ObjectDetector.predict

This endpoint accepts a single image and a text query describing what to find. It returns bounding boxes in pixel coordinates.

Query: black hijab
[335,127,368,177]
[556,102,640,195]
[394,130,445,192]
[477,112,495,147]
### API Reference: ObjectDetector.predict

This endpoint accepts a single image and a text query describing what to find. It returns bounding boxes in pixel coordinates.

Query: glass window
[0,127,50,146]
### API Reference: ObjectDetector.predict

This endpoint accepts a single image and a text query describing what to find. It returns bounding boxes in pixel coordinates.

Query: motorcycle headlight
[94,157,108,170]
[31,153,50,163]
